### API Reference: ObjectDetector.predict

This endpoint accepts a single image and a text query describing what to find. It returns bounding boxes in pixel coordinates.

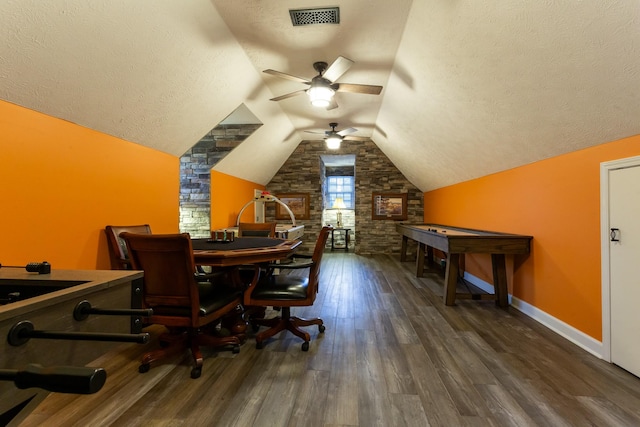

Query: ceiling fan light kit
[308,85,335,108]
[263,56,383,111]
[325,135,342,149]
[306,122,366,150]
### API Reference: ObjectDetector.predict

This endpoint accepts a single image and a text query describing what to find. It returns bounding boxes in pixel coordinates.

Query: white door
[610,165,640,377]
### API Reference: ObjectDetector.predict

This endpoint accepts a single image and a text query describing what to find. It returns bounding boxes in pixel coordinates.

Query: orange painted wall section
[210,170,265,230]
[424,134,640,341]
[0,100,179,270]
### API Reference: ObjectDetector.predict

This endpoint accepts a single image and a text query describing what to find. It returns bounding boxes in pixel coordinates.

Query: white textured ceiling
[1,1,639,191]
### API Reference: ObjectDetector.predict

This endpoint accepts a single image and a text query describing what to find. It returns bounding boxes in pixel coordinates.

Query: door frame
[600,154,640,362]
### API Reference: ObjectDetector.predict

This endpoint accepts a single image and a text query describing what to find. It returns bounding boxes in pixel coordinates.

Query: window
[326,176,354,209]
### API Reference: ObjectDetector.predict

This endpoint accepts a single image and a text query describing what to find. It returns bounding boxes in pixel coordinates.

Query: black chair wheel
[138,363,150,374]
[232,344,241,354]
[256,341,264,350]
[319,324,326,333]
[301,341,309,351]
[190,367,202,379]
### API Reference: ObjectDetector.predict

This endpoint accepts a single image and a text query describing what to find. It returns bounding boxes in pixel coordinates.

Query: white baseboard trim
[463,272,604,359]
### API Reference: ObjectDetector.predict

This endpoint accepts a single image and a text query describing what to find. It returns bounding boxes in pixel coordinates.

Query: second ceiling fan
[306,123,369,149]
[263,56,383,110]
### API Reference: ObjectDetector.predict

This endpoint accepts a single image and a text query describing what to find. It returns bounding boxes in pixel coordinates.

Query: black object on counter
[0,261,51,274]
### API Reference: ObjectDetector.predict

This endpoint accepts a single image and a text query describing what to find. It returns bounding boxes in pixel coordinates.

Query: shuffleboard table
[396,224,532,307]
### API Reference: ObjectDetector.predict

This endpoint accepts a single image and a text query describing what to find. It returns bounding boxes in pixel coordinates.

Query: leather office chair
[107,224,216,281]
[121,232,243,379]
[245,226,331,351]
[238,222,277,238]
[105,224,152,269]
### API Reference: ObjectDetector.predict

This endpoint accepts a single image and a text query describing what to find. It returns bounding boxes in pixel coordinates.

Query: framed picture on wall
[372,192,408,220]
[276,193,311,220]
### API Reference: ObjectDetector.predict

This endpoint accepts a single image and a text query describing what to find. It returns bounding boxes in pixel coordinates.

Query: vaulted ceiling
[1,1,639,191]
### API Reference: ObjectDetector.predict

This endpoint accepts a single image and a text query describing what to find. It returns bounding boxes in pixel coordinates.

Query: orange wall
[424,134,640,341]
[210,170,265,229]
[0,100,179,270]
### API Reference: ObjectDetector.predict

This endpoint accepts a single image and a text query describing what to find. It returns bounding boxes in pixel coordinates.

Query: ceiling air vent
[289,7,340,26]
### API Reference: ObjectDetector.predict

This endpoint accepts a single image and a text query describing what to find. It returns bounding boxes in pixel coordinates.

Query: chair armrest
[242,265,264,306]
[278,253,312,263]
[194,269,227,282]
[268,257,315,270]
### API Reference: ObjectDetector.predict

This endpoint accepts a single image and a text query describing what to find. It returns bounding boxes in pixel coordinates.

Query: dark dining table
[191,237,301,268]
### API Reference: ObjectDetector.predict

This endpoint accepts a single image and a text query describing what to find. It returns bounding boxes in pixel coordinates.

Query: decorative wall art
[372,192,408,220]
[275,193,311,220]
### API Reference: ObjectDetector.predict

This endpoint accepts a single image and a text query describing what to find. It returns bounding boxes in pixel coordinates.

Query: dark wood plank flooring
[17,253,640,426]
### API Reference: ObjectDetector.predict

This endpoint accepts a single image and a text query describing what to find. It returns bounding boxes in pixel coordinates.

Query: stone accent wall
[180,124,261,237]
[265,139,423,255]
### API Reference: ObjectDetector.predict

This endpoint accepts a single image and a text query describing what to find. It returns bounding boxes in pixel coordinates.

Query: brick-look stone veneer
[265,139,423,255]
[180,124,261,237]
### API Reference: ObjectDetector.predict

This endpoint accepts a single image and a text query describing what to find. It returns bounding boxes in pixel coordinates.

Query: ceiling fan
[306,122,369,149]
[263,56,383,110]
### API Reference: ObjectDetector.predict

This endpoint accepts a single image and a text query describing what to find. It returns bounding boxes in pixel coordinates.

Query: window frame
[326,176,355,209]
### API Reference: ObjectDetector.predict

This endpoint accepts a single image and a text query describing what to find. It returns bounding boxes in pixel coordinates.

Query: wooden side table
[331,228,350,252]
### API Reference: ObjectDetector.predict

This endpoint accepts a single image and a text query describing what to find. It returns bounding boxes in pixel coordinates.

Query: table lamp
[332,197,346,227]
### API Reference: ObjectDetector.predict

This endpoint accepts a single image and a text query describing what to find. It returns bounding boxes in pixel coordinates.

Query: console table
[331,228,351,252]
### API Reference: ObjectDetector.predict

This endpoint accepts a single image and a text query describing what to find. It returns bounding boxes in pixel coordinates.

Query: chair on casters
[245,226,331,351]
[238,222,277,238]
[235,222,279,315]
[107,224,217,281]
[105,224,152,270]
[121,232,243,379]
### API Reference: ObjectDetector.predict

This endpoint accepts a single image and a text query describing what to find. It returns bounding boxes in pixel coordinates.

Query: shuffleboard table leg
[491,254,509,307]
[444,253,460,306]
[415,243,426,277]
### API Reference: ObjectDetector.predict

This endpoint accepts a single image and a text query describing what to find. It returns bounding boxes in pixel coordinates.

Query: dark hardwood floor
[18,253,640,426]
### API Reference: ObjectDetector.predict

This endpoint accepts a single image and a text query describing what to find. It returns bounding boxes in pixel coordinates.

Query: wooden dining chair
[238,222,277,238]
[244,226,331,351]
[121,232,243,379]
[105,224,152,270]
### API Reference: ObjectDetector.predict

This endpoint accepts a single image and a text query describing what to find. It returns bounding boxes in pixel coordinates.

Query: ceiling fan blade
[263,69,311,84]
[344,135,370,141]
[336,83,383,95]
[326,97,339,110]
[322,56,354,82]
[270,89,307,101]
[304,130,328,135]
[337,127,358,136]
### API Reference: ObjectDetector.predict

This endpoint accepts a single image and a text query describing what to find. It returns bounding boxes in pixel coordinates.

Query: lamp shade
[332,197,346,209]
[307,85,335,108]
[325,136,342,149]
